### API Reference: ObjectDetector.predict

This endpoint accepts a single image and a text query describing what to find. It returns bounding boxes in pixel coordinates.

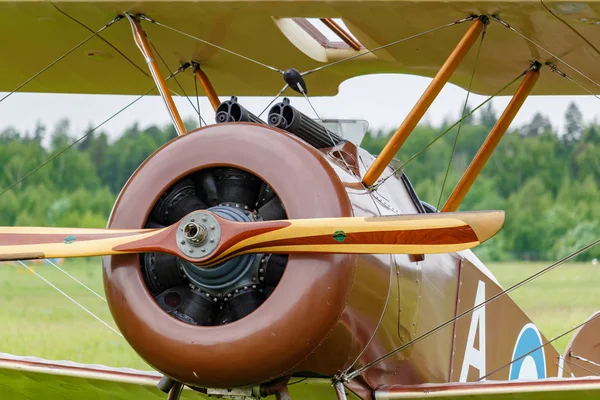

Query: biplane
[0,0,599,398]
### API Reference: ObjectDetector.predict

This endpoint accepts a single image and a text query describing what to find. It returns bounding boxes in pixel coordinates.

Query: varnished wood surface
[0,210,504,265]
[125,14,187,136]
[442,68,540,212]
[0,227,165,262]
[362,18,485,186]
[207,210,504,264]
[194,66,221,111]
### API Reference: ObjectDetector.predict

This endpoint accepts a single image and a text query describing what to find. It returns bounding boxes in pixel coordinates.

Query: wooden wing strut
[125,13,187,136]
[362,17,486,187]
[442,63,541,212]
[193,63,221,111]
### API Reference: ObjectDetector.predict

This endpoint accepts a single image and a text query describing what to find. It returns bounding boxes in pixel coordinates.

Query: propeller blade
[198,210,505,265]
[0,226,174,262]
[0,210,504,266]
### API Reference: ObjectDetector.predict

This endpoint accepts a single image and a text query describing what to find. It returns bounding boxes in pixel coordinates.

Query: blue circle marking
[509,323,546,380]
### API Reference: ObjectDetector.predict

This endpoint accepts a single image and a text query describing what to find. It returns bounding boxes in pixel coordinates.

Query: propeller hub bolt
[176,211,221,258]
[183,222,208,245]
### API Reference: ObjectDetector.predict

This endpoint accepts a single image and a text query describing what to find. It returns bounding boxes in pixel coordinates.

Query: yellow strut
[442,63,541,212]
[193,63,221,112]
[362,17,486,187]
[126,14,187,136]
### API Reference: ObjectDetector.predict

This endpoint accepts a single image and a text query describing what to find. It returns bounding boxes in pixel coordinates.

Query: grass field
[488,261,600,352]
[0,259,597,370]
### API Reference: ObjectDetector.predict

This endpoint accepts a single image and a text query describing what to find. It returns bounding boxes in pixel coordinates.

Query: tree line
[0,103,598,261]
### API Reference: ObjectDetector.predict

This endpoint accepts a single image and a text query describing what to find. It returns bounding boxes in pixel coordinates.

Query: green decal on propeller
[332,231,347,242]
[64,236,76,245]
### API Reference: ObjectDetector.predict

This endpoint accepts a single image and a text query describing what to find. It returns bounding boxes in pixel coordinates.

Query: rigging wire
[343,235,600,381]
[371,68,530,191]
[299,86,354,174]
[0,67,188,199]
[0,15,123,106]
[540,0,600,60]
[45,259,106,302]
[557,356,570,377]
[149,40,198,113]
[49,4,150,79]
[563,357,600,377]
[0,7,596,378]
[148,38,207,126]
[16,261,122,337]
[301,15,477,76]
[435,21,487,210]
[478,312,600,380]
[141,15,284,74]
[569,353,600,370]
[258,84,289,118]
[547,63,600,102]
[342,260,393,375]
[491,15,600,91]
[300,89,323,121]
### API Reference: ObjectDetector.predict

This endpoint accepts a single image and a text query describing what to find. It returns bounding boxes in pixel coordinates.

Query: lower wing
[375,379,600,400]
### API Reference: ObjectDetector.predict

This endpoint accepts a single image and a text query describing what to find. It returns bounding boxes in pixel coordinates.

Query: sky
[1,73,599,142]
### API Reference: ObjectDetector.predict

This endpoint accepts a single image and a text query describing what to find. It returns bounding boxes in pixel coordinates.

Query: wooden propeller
[0,210,504,266]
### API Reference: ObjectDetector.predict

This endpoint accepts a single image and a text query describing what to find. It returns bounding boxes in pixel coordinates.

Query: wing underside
[0,0,599,96]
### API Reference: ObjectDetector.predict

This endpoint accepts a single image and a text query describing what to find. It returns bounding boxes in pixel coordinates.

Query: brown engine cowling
[102,123,393,388]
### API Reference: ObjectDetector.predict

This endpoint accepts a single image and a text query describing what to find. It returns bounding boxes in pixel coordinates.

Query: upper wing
[375,378,600,399]
[0,0,599,96]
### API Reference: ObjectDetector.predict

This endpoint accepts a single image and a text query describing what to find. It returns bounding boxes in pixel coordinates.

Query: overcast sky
[1,73,598,142]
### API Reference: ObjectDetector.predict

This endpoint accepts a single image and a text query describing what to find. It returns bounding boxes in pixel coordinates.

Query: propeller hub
[178,206,262,295]
[176,211,221,258]
[140,162,287,328]
[183,222,208,245]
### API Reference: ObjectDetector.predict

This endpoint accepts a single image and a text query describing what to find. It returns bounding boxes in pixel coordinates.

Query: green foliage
[0,105,597,261]
[564,101,584,144]
[488,261,600,352]
[552,221,600,261]
[0,120,179,230]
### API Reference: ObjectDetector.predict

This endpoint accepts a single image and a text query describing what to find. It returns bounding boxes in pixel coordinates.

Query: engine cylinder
[103,123,356,388]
